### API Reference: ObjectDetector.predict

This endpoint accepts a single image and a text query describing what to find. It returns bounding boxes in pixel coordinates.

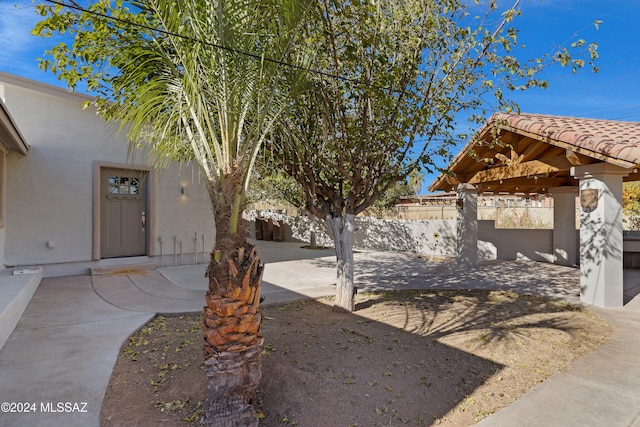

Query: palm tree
[35,1,310,425]
[409,168,424,196]
[129,3,311,425]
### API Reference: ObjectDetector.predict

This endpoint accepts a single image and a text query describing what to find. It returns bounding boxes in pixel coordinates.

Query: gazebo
[430,112,640,307]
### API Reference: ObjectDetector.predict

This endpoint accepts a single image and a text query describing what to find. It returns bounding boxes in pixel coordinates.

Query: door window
[108,176,140,196]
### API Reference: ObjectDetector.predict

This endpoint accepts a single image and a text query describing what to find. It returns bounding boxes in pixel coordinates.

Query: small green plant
[182,401,204,423]
[375,405,389,415]
[279,415,297,425]
[155,398,188,412]
[262,343,275,355]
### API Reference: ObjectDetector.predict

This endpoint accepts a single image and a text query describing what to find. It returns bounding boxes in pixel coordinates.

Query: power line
[43,0,388,90]
[42,1,633,126]
[42,0,581,117]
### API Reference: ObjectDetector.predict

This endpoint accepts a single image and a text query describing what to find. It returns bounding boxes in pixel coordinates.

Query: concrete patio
[0,240,639,426]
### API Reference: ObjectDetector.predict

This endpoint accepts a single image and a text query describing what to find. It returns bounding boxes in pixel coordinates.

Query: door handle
[141,211,146,230]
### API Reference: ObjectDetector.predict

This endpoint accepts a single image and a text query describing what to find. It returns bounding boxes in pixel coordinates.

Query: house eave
[0,71,94,104]
[0,98,28,155]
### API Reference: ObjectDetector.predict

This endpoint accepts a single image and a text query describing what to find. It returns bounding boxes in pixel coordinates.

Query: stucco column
[571,163,630,307]
[456,183,478,267]
[549,186,577,266]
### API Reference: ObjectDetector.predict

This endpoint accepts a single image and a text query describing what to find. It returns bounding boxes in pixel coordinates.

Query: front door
[100,168,148,258]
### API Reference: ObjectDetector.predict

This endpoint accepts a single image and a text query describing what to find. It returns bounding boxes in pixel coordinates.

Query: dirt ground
[101,289,612,427]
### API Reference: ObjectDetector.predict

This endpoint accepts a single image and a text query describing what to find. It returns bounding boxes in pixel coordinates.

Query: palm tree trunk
[203,173,264,427]
[203,240,263,427]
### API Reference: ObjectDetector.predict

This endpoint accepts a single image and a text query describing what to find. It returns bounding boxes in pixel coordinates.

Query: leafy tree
[623,181,640,215]
[33,1,310,425]
[275,0,598,311]
[247,164,328,248]
[364,180,416,216]
[247,163,306,212]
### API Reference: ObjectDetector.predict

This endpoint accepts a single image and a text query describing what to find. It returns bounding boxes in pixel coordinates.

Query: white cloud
[0,2,40,56]
[0,1,65,83]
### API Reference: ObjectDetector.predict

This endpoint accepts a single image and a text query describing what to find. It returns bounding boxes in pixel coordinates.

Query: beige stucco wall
[153,166,215,261]
[0,74,215,272]
[0,227,6,270]
[253,211,560,263]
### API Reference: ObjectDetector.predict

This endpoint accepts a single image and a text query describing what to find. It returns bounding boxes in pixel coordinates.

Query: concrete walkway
[0,240,639,426]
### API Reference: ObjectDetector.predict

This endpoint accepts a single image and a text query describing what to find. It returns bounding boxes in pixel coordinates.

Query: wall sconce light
[180,187,187,196]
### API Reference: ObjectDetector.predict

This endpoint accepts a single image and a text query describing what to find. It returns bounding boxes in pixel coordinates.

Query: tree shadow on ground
[307,249,581,303]
[258,297,503,426]
[254,240,336,263]
[354,289,583,346]
[258,289,598,427]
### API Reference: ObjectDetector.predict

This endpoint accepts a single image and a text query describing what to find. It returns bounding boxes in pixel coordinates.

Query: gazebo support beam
[456,183,478,267]
[572,163,630,307]
[549,186,578,267]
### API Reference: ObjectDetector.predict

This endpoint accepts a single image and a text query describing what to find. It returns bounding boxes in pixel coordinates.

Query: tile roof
[429,112,640,193]
[495,113,640,166]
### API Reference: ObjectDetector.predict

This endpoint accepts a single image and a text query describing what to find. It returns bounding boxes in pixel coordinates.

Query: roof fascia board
[0,99,28,155]
[463,159,561,184]
[0,71,94,104]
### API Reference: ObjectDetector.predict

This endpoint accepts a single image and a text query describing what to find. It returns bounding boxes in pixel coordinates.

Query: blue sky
[0,0,639,190]
[503,0,640,121]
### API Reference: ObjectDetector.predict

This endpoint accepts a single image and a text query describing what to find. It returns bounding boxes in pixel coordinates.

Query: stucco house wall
[0,72,215,275]
[0,227,5,271]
